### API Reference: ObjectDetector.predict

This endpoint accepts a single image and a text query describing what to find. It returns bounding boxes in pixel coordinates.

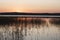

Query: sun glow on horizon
[16,10,21,12]
[0,0,60,13]
[15,9,25,12]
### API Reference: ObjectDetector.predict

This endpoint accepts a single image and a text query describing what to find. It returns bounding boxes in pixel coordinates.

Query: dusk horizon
[0,0,60,13]
[0,0,60,40]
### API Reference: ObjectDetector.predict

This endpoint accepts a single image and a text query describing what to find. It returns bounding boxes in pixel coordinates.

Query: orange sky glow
[0,0,60,13]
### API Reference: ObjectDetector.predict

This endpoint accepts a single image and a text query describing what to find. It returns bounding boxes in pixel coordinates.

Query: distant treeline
[0,12,60,15]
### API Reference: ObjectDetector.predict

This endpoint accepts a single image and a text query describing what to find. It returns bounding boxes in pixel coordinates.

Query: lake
[0,18,60,40]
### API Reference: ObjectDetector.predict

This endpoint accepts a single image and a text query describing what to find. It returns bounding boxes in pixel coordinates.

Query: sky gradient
[0,0,60,13]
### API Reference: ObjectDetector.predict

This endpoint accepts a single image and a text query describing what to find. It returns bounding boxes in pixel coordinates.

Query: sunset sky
[0,0,60,13]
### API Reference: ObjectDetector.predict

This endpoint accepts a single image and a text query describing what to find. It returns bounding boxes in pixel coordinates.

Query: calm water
[0,18,60,40]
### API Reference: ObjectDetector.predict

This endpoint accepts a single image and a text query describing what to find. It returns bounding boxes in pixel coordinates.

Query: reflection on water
[0,18,60,40]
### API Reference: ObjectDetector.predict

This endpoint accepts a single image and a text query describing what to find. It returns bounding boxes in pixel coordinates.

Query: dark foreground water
[0,18,60,40]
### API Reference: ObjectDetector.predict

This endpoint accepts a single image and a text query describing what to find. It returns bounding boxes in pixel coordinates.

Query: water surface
[0,18,60,40]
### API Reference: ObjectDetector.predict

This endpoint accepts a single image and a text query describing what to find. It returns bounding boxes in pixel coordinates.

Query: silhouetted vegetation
[0,12,60,15]
[0,17,16,25]
[50,18,60,25]
[17,18,46,25]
